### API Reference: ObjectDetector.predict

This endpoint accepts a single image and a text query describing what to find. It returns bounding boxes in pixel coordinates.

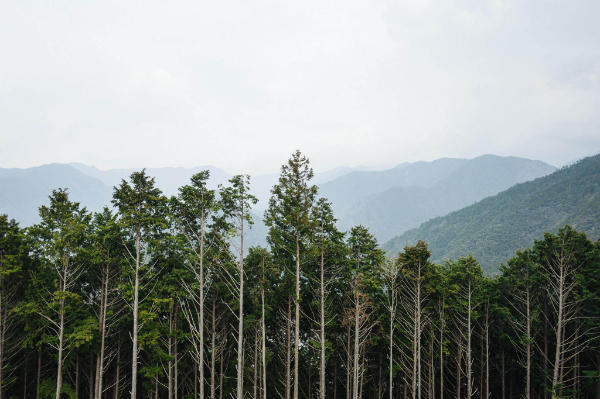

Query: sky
[1,0,599,174]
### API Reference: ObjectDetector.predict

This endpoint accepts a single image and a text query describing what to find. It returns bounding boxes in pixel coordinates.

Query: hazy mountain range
[383,154,600,273]
[0,155,557,253]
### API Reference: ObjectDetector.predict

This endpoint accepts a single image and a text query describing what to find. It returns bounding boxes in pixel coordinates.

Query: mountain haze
[324,155,556,242]
[383,154,600,273]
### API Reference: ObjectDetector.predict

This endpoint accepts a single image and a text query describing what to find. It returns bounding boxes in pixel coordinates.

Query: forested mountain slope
[331,155,556,242]
[383,153,600,273]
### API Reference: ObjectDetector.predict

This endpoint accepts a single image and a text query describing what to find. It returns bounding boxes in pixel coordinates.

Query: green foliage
[384,154,600,273]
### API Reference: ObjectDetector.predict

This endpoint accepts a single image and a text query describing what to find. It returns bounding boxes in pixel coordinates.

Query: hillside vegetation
[384,154,600,273]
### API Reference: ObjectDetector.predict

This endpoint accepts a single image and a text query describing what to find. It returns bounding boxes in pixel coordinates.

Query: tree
[396,241,434,399]
[171,170,217,399]
[220,174,257,399]
[0,215,27,398]
[30,189,90,399]
[112,170,167,399]
[264,150,318,399]
[347,226,384,399]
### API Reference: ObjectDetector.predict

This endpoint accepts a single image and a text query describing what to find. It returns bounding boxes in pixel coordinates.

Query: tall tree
[112,170,167,399]
[265,150,318,399]
[30,189,90,399]
[171,170,217,399]
[220,174,257,399]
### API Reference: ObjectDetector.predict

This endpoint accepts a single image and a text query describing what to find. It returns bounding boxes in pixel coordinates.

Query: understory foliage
[0,151,599,399]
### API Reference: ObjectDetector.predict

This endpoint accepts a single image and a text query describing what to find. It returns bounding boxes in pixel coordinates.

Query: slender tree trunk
[389,298,394,399]
[169,305,174,399]
[96,264,109,399]
[114,337,121,399]
[552,267,565,397]
[439,300,444,399]
[75,354,79,399]
[254,328,258,399]
[219,349,224,399]
[0,277,4,399]
[261,258,267,399]
[286,298,291,399]
[131,229,141,399]
[485,303,489,399]
[526,287,531,399]
[466,282,472,399]
[353,275,360,399]
[320,237,326,399]
[293,234,300,399]
[347,322,351,399]
[174,305,179,399]
[55,263,67,399]
[211,297,216,399]
[199,214,206,399]
[236,208,245,399]
[456,342,462,399]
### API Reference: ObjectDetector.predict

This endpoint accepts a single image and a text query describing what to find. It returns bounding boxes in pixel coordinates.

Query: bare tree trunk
[466,282,472,399]
[552,265,565,397]
[347,322,352,399]
[456,342,462,399]
[320,238,326,399]
[293,234,300,399]
[236,208,245,399]
[55,263,67,399]
[114,337,121,399]
[525,288,531,399]
[353,275,360,399]
[439,300,444,399]
[286,298,291,399]
[96,264,109,399]
[389,303,394,399]
[174,305,179,399]
[254,328,258,399]
[211,297,216,399]
[219,349,224,399]
[199,216,205,399]
[131,230,141,399]
[169,305,174,399]
[261,258,267,399]
[485,302,489,399]
[75,354,79,399]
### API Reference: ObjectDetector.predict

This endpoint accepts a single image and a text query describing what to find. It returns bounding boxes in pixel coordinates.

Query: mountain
[0,164,113,225]
[323,155,556,242]
[70,163,230,197]
[383,154,600,274]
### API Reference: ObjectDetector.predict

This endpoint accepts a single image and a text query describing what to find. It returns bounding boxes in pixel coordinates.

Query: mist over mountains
[0,155,556,252]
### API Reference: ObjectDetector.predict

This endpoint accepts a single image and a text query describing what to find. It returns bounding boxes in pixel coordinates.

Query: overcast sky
[1,0,599,174]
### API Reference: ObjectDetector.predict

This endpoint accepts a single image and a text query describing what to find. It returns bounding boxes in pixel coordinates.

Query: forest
[0,150,599,399]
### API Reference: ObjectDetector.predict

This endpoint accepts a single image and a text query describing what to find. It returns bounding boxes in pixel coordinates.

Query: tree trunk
[456,342,462,399]
[320,237,326,399]
[114,337,121,399]
[199,214,205,399]
[353,275,360,399]
[293,234,300,399]
[552,267,565,397]
[174,305,179,399]
[131,229,141,399]
[211,297,216,399]
[261,258,267,399]
[347,322,352,399]
[169,305,174,399]
[236,209,245,399]
[55,263,67,399]
[286,297,291,399]
[96,264,109,399]
[467,282,472,399]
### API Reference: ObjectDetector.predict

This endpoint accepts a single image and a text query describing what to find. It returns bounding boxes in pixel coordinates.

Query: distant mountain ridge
[0,155,557,250]
[383,154,600,273]
[323,155,556,242]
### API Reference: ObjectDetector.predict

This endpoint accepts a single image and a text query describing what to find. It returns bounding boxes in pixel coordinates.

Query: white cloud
[0,0,599,172]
